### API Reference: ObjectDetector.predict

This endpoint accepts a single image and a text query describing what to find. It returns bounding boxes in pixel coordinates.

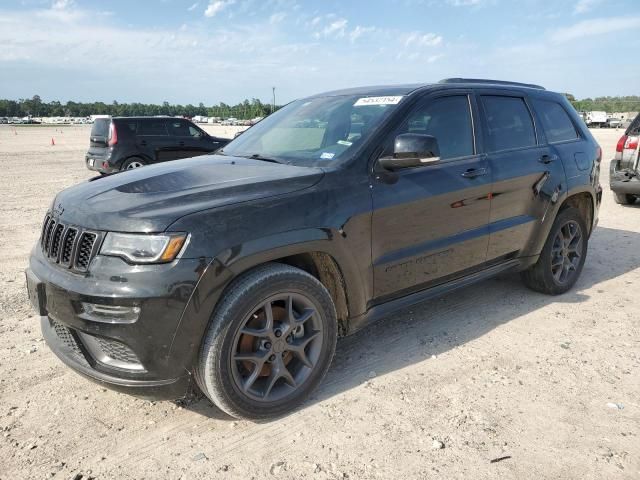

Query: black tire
[613,192,636,205]
[120,157,146,171]
[196,263,337,420]
[521,207,588,295]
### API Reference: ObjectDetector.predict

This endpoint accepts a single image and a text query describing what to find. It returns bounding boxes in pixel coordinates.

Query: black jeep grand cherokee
[27,79,602,420]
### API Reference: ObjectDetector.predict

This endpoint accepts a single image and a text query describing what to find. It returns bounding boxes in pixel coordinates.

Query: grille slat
[75,232,97,271]
[61,228,77,264]
[40,214,98,272]
[43,219,55,254]
[50,224,64,259]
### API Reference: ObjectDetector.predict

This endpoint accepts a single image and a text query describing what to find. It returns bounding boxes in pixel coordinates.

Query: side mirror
[379,133,440,170]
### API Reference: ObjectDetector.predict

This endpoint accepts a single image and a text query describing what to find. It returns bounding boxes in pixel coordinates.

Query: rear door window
[167,120,205,138]
[137,120,168,136]
[481,96,537,152]
[532,99,578,143]
[167,119,192,137]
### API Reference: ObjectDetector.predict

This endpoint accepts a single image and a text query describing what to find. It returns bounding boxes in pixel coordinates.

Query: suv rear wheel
[121,157,146,170]
[613,192,636,205]
[196,263,337,420]
[521,207,588,295]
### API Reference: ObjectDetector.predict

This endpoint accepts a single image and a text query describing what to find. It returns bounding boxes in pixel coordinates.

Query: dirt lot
[0,125,638,479]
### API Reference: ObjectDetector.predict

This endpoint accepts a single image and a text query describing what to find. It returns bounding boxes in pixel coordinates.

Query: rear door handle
[539,154,558,164]
[461,167,488,178]
[139,140,147,146]
[179,141,185,146]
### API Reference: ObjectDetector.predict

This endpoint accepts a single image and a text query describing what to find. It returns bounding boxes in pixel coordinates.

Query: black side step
[348,259,521,334]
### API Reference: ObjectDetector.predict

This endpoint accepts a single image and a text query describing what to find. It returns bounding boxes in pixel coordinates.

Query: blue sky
[1,0,638,104]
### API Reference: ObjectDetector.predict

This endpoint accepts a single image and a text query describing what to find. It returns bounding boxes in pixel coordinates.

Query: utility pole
[272,87,276,114]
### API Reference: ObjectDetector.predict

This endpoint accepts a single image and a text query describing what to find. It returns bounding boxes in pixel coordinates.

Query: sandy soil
[0,125,638,480]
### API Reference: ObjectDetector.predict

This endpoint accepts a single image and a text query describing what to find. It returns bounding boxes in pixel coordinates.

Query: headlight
[100,232,187,264]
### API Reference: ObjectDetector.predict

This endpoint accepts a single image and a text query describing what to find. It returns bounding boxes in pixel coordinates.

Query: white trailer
[586,111,608,128]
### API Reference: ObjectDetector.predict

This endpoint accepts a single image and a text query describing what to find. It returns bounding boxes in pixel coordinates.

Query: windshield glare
[221,95,402,167]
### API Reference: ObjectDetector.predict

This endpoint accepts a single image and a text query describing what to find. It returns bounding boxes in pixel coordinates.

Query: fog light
[79,303,140,324]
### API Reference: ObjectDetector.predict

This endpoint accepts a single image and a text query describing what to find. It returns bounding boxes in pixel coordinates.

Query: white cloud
[269,12,286,24]
[322,18,348,37]
[204,0,235,17]
[349,25,375,43]
[52,0,74,9]
[187,2,199,12]
[447,0,484,6]
[573,0,602,14]
[404,32,443,47]
[551,16,640,42]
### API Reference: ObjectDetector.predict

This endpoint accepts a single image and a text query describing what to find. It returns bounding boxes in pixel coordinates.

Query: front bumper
[40,315,190,399]
[27,244,218,400]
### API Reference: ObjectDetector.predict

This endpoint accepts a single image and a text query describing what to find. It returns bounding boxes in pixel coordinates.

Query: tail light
[617,134,639,152]
[108,122,118,147]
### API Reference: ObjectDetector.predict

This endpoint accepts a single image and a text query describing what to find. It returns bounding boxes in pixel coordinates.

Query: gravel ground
[0,125,638,479]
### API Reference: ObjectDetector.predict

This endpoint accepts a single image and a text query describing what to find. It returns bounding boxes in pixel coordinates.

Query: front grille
[50,319,90,366]
[39,214,99,272]
[95,337,140,365]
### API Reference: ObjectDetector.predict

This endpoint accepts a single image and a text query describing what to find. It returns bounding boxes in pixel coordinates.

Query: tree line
[566,95,640,114]
[2,94,640,120]
[0,96,278,119]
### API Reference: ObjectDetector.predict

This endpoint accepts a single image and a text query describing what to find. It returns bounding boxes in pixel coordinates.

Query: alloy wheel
[550,220,583,284]
[230,293,324,402]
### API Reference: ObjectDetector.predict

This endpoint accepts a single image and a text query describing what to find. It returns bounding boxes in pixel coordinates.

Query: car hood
[52,155,324,232]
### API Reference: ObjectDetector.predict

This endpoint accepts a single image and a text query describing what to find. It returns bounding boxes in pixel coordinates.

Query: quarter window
[481,96,536,152]
[394,95,474,160]
[532,99,578,143]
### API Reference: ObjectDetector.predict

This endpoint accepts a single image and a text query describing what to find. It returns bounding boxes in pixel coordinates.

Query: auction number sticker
[354,96,403,106]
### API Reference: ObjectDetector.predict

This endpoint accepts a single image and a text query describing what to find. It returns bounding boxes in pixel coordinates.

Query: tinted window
[482,96,536,151]
[393,95,474,159]
[137,120,168,136]
[532,99,578,143]
[167,119,202,137]
[90,119,109,137]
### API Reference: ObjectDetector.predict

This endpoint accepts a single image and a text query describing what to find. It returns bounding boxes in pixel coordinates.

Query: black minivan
[85,117,230,173]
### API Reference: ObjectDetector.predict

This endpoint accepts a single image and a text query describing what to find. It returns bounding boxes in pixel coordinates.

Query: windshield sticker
[354,96,403,106]
[337,140,353,146]
[320,152,336,160]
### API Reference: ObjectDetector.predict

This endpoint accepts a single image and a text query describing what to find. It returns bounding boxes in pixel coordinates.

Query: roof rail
[438,78,546,90]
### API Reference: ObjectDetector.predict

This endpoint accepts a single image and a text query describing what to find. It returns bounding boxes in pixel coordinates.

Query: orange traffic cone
[51,137,55,146]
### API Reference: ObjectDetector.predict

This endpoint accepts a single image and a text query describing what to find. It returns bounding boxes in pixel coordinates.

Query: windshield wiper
[244,153,282,164]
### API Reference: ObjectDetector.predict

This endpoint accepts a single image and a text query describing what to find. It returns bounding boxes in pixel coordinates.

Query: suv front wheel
[196,263,338,420]
[521,207,588,295]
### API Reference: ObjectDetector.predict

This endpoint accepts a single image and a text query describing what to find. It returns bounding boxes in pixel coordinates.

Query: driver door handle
[461,167,488,178]
[539,154,558,164]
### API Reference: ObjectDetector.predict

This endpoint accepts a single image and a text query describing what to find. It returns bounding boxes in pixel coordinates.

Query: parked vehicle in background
[28,79,602,420]
[85,117,231,173]
[604,117,622,129]
[585,111,608,128]
[0,117,7,124]
[610,112,640,204]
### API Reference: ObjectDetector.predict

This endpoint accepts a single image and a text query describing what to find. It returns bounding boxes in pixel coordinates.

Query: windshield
[220,95,403,167]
